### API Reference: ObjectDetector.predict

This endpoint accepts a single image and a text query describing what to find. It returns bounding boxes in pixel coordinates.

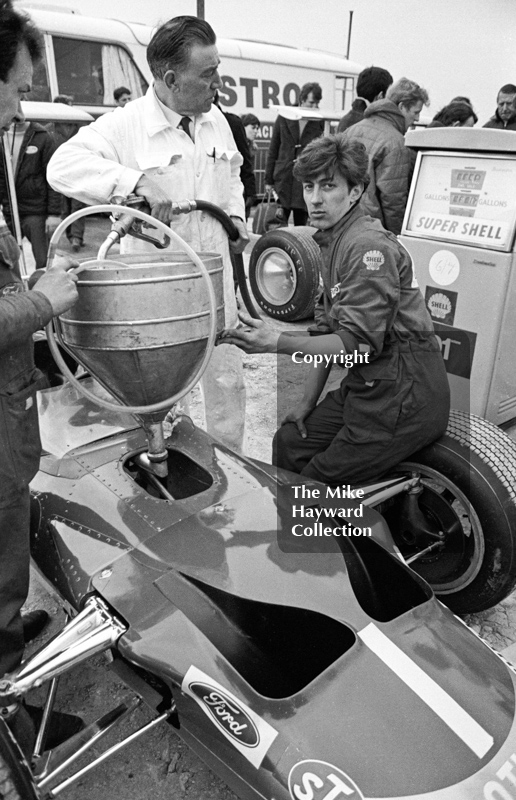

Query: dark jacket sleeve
[0,290,54,354]
[224,113,256,200]
[329,234,400,357]
[265,117,282,185]
[373,143,415,235]
[40,133,62,216]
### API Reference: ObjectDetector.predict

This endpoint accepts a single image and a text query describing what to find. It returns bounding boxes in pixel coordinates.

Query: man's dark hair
[293,134,370,190]
[356,66,393,102]
[113,86,130,101]
[299,82,322,104]
[241,113,260,127]
[433,101,478,126]
[147,15,216,80]
[0,0,43,83]
[53,94,73,105]
[499,84,516,96]
[451,95,473,106]
[351,98,367,112]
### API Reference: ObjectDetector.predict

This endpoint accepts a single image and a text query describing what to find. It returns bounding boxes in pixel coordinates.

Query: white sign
[429,250,461,286]
[406,153,516,251]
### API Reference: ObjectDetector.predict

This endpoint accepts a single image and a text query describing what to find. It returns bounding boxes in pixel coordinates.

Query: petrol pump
[400,127,516,425]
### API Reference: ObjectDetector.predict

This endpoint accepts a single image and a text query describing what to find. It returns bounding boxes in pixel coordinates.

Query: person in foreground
[219,135,450,485]
[0,0,83,747]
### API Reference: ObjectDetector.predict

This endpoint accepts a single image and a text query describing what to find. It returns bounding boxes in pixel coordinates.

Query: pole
[346,10,354,59]
[196,0,205,19]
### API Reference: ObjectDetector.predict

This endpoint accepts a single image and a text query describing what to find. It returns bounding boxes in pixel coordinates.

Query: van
[23,7,363,123]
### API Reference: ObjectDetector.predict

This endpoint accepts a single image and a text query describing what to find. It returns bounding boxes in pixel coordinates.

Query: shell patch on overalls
[362,250,385,270]
[0,282,23,297]
[330,282,341,299]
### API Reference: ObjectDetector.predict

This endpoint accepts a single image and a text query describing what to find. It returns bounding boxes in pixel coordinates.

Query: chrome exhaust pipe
[0,597,127,699]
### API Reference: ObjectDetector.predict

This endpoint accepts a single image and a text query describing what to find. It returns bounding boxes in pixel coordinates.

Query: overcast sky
[21,0,516,123]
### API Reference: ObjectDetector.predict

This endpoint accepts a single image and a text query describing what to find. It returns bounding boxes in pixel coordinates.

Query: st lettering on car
[181,665,278,768]
[288,760,364,800]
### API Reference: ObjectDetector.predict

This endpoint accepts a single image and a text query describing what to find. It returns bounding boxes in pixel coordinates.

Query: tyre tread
[444,409,516,502]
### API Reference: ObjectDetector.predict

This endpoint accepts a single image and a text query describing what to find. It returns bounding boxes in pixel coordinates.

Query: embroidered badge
[362,250,385,270]
[330,282,341,299]
[0,282,22,297]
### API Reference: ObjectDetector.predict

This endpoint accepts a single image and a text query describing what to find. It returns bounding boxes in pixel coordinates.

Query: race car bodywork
[17,379,516,800]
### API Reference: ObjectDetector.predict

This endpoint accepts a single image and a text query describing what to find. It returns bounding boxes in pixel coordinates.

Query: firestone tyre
[0,717,38,800]
[249,227,322,321]
[397,409,516,615]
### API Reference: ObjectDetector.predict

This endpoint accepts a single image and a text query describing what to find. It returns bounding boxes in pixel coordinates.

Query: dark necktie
[179,116,193,140]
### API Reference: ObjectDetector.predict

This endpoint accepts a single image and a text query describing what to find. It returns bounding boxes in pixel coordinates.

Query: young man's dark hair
[294,134,370,191]
[356,66,393,102]
[113,85,130,102]
[299,81,322,104]
[0,0,43,82]
[146,15,216,79]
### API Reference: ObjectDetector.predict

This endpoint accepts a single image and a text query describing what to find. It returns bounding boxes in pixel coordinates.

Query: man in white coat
[48,15,248,452]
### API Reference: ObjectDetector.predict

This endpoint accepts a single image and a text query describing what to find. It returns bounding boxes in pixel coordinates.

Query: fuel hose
[183,200,260,320]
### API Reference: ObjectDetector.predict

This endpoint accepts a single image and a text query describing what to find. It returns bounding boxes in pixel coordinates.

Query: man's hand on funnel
[32,256,79,316]
[134,175,174,224]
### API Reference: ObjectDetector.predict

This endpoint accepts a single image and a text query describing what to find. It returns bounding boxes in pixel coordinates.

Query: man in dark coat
[265,82,324,225]
[338,66,392,132]
[0,119,61,267]
[341,77,428,235]
[483,84,516,130]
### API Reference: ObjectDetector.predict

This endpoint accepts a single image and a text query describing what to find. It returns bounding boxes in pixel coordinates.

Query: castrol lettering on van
[219,76,302,110]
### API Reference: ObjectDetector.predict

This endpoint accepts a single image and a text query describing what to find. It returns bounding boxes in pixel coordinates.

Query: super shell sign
[405,153,516,251]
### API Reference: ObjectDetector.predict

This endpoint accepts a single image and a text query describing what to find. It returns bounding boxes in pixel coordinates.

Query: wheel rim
[396,462,485,594]
[255,248,297,306]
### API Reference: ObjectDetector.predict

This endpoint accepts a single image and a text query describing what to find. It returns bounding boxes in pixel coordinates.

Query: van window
[335,75,355,112]
[53,36,148,106]
[25,51,51,102]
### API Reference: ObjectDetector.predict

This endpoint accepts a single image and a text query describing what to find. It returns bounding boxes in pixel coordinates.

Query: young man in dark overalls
[219,135,449,485]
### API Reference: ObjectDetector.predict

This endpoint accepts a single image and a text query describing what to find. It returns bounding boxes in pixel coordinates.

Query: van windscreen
[53,36,148,107]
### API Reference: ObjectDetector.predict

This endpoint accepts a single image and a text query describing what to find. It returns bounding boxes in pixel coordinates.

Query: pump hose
[192,200,260,320]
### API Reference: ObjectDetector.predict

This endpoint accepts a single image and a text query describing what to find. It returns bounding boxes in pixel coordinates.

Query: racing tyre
[396,409,516,615]
[0,717,38,800]
[249,227,322,321]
